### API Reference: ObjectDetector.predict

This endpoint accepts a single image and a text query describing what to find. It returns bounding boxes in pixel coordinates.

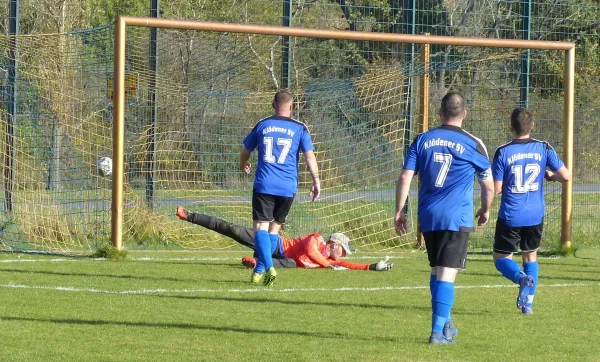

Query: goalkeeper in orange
[176,206,394,272]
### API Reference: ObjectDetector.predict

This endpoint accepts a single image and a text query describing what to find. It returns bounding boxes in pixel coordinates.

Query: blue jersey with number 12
[492,138,564,227]
[243,116,314,197]
[403,125,491,232]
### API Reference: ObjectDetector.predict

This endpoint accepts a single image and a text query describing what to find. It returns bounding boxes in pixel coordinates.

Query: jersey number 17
[263,137,293,164]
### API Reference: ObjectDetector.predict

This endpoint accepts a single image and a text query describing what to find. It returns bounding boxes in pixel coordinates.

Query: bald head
[440,92,466,124]
[272,89,294,116]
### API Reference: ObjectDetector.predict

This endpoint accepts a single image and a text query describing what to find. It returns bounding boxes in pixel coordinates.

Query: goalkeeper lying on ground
[176,206,393,272]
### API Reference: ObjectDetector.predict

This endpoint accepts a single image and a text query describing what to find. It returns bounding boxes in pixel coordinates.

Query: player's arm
[304,150,320,201]
[491,149,504,195]
[329,260,369,270]
[394,169,415,235]
[476,169,495,226]
[545,166,570,183]
[544,145,570,183]
[395,137,418,235]
[240,145,252,174]
[331,256,394,271]
[494,180,503,195]
[305,235,331,268]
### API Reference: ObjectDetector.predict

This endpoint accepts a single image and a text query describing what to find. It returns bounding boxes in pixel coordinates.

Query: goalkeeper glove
[369,256,394,271]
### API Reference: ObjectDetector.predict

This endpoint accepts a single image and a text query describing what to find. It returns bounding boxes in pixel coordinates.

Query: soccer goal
[108,16,573,252]
[0,17,574,254]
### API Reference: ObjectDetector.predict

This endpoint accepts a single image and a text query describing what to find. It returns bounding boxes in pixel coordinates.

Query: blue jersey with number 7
[492,138,564,227]
[403,125,491,232]
[243,116,314,197]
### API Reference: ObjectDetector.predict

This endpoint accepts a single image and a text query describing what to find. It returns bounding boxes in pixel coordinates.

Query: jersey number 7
[434,152,453,187]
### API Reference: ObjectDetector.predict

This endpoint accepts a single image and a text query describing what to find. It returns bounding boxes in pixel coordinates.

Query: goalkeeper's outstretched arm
[329,257,394,271]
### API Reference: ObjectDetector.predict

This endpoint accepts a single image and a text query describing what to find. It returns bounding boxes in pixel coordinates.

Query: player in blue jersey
[491,108,570,315]
[394,92,495,345]
[240,89,321,286]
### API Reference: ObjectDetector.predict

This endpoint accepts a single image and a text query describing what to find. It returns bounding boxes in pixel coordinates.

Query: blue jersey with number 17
[243,115,314,197]
[403,125,491,232]
[492,138,564,227]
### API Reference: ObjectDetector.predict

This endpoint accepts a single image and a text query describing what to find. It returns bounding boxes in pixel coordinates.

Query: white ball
[97,157,112,177]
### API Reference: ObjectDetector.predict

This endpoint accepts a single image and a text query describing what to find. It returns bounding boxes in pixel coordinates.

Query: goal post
[111,16,575,251]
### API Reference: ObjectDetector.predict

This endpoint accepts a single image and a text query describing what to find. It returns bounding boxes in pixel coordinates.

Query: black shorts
[252,190,294,224]
[493,217,543,254]
[423,230,470,269]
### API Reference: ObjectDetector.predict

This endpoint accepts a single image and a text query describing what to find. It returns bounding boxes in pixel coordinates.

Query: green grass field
[1,249,599,361]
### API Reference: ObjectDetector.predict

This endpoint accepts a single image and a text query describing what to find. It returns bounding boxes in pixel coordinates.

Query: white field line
[0,282,595,295]
[0,256,407,263]
[0,258,105,263]
[0,253,564,263]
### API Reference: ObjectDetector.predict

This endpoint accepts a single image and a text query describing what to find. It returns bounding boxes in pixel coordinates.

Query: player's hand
[310,182,320,202]
[394,211,408,235]
[545,170,554,182]
[242,161,251,174]
[328,265,348,270]
[374,256,394,271]
[475,208,489,226]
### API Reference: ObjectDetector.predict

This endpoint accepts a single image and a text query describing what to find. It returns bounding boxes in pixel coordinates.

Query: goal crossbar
[112,16,575,249]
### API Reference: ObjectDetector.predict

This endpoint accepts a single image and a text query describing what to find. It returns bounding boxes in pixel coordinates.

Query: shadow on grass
[0,267,200,284]
[0,315,399,342]
[152,293,439,314]
[122,291,482,316]
[141,260,240,267]
[463,271,600,283]
[467,257,600,270]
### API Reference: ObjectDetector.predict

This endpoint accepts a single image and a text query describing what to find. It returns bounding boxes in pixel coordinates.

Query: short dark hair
[511,108,533,136]
[273,89,294,109]
[440,92,466,119]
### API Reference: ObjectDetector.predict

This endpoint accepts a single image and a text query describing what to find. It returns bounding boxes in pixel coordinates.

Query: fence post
[146,0,160,208]
[281,0,292,89]
[4,0,19,212]
[519,0,531,108]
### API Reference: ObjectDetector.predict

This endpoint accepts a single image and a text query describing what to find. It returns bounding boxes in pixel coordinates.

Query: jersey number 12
[511,163,540,193]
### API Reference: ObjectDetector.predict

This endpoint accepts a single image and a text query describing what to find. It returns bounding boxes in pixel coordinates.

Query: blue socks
[269,233,280,255]
[254,230,272,273]
[496,258,539,308]
[429,274,436,295]
[523,261,539,305]
[431,280,455,335]
[495,258,523,284]
[430,274,453,325]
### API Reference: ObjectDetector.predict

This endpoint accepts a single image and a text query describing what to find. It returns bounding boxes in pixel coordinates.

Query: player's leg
[242,255,296,269]
[424,231,461,344]
[261,196,293,286]
[270,195,293,255]
[252,191,276,283]
[176,206,256,249]
[434,231,467,344]
[493,218,534,311]
[251,224,270,284]
[428,268,456,339]
[268,222,282,258]
[243,233,295,270]
[493,217,524,283]
[519,221,542,314]
[272,256,296,268]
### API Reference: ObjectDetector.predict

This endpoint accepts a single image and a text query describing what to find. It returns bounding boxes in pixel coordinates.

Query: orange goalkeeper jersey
[280,233,369,270]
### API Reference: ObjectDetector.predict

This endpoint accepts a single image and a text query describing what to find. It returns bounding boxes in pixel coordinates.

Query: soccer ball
[97,157,112,177]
